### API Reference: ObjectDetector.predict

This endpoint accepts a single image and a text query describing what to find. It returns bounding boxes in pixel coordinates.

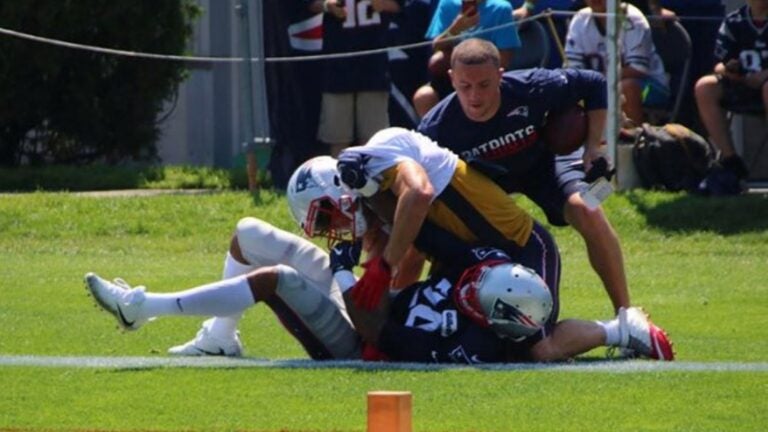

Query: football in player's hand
[541,105,588,155]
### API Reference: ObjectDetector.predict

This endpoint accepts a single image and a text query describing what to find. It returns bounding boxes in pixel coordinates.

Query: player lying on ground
[84,217,673,363]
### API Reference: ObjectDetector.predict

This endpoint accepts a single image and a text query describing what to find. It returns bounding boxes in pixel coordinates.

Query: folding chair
[508,19,550,70]
[646,19,692,124]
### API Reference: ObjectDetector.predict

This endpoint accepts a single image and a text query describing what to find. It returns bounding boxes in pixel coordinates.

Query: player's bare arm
[432,9,480,52]
[382,160,434,270]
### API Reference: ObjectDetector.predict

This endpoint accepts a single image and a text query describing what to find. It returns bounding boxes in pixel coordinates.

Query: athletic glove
[350,256,392,310]
[584,156,616,183]
[329,240,362,273]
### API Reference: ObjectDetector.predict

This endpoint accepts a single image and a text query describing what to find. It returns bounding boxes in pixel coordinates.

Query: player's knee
[566,198,609,236]
[236,216,262,241]
[235,216,272,260]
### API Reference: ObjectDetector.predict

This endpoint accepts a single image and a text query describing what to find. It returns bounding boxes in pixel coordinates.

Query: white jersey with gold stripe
[340,127,459,199]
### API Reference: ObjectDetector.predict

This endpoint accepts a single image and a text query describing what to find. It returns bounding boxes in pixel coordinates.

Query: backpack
[628,123,715,192]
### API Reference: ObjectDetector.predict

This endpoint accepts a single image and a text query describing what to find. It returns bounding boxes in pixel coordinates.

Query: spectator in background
[412,0,521,117]
[572,0,672,17]
[659,0,726,131]
[695,0,768,195]
[565,0,669,125]
[309,0,402,157]
[387,0,434,129]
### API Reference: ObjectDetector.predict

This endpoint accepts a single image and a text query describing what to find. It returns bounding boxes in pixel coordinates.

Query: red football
[541,105,589,155]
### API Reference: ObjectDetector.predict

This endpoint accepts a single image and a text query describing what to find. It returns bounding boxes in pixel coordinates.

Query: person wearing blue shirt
[412,0,521,117]
[418,38,633,314]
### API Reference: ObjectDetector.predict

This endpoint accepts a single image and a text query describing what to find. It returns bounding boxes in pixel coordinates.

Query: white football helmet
[454,260,553,340]
[286,156,368,242]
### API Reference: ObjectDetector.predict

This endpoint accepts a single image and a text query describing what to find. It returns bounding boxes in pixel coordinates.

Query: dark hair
[450,38,501,69]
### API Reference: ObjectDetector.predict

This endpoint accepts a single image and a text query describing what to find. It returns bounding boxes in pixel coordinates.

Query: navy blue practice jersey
[317,0,403,92]
[714,5,768,73]
[417,68,607,176]
[378,275,510,364]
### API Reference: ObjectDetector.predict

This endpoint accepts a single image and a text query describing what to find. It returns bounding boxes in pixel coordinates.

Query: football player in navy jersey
[418,38,631,314]
[324,202,675,363]
[695,0,768,195]
[308,0,403,156]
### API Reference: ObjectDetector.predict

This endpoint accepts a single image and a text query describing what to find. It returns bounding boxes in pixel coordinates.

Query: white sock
[222,252,254,279]
[204,253,255,335]
[140,276,255,319]
[596,318,621,346]
[207,313,244,336]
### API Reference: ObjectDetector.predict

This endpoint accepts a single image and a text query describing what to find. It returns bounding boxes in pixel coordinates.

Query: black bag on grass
[630,123,714,192]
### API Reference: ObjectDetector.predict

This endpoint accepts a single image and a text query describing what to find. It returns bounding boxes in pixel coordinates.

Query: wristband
[322,0,330,13]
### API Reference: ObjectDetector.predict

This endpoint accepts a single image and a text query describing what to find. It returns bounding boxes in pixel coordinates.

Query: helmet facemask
[304,195,367,245]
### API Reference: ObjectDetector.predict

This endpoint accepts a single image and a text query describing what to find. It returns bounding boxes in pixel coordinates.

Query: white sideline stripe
[1,355,767,372]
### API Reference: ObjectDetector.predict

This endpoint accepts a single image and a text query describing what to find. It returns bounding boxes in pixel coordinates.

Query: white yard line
[1,355,767,372]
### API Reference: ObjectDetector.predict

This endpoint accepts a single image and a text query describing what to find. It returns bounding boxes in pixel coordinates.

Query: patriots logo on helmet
[293,166,319,193]
[491,298,538,329]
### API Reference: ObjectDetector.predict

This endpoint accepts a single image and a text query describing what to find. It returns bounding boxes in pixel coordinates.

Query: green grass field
[1,190,767,431]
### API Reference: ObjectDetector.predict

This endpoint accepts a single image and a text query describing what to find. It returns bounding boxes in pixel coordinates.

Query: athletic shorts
[718,76,765,112]
[498,150,586,227]
[317,91,390,144]
[263,265,361,360]
[639,76,671,108]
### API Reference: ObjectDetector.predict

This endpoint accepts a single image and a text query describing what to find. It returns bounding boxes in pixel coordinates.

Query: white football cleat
[618,307,675,361]
[167,318,243,357]
[85,272,148,331]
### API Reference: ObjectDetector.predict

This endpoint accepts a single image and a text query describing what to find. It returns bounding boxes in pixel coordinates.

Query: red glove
[350,256,392,310]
